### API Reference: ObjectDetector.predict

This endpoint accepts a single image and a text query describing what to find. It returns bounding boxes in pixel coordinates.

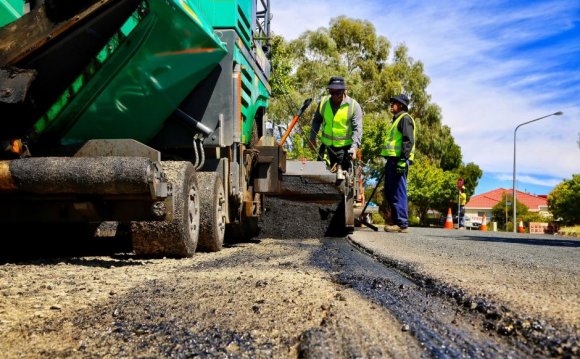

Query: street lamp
[512,111,563,232]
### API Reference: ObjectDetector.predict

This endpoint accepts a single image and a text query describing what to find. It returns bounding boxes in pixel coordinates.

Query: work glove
[349,149,356,161]
[396,159,407,174]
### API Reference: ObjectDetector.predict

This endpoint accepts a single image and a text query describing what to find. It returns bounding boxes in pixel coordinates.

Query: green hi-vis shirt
[309,95,363,151]
[380,111,415,161]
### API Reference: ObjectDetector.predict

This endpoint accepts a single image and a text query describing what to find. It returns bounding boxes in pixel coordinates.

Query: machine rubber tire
[131,161,200,258]
[197,171,226,252]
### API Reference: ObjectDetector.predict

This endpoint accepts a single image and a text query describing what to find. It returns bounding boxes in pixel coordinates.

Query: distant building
[466,188,549,223]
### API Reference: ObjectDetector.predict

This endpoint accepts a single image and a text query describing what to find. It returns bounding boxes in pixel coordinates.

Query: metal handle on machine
[175,109,213,136]
[279,98,312,146]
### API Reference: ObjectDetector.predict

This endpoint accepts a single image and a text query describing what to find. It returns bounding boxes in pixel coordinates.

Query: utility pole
[513,111,563,232]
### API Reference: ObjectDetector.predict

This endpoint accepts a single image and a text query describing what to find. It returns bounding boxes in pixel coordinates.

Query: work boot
[383,224,408,233]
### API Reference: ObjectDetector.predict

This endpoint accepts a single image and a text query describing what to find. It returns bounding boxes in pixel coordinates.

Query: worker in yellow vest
[459,186,467,229]
[308,76,363,173]
[381,94,415,233]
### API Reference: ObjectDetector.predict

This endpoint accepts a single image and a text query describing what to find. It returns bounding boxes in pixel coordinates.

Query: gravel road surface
[0,223,578,358]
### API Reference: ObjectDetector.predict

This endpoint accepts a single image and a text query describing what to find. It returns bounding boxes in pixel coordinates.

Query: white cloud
[495,173,564,188]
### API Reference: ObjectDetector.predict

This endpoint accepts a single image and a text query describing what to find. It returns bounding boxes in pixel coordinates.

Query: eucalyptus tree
[548,175,580,225]
[267,16,482,224]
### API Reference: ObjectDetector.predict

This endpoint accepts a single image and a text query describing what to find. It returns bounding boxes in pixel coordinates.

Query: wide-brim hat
[327,76,346,90]
[390,94,410,108]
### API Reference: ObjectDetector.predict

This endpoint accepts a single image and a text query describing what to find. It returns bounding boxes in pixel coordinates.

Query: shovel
[279,98,312,146]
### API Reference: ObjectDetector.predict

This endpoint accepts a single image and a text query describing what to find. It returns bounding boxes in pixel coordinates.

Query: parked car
[464,215,482,229]
[439,214,482,229]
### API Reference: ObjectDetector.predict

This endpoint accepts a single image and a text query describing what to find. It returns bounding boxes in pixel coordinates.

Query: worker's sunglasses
[329,90,344,96]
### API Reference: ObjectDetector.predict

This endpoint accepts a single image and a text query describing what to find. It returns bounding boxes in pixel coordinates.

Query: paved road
[350,227,580,335]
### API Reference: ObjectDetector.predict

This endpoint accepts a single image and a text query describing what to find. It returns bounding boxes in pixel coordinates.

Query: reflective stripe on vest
[380,112,415,161]
[318,96,355,147]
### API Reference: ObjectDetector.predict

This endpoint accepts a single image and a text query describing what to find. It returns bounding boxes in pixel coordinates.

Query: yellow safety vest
[380,112,415,161]
[319,96,356,147]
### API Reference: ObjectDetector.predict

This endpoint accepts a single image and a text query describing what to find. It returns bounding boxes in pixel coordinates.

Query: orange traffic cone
[517,219,525,233]
[480,213,487,231]
[444,208,454,229]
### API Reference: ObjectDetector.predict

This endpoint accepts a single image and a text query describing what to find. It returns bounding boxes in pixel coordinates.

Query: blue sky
[271,0,580,196]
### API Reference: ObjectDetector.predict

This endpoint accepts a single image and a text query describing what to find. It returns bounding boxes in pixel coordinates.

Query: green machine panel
[189,0,254,50]
[0,0,25,27]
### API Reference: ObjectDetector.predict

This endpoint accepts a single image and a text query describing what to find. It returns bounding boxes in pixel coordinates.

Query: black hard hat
[327,76,346,90]
[390,94,410,108]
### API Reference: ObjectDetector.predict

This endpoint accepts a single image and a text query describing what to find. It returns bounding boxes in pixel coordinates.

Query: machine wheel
[131,161,200,258]
[197,171,226,252]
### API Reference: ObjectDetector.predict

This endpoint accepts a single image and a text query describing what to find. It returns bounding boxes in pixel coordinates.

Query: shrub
[409,215,420,227]
[371,213,385,225]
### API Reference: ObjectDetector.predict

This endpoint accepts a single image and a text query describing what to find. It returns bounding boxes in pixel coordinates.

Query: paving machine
[0,0,364,257]
[272,100,374,236]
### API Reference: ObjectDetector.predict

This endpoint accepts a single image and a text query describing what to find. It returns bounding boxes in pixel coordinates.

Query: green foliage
[506,222,514,232]
[523,212,551,225]
[364,177,384,210]
[409,215,420,227]
[433,169,461,215]
[440,141,462,171]
[371,213,385,225]
[548,175,580,225]
[359,112,389,168]
[491,193,529,229]
[407,156,449,225]
[558,225,580,237]
[268,16,484,226]
[456,162,483,199]
[268,35,294,96]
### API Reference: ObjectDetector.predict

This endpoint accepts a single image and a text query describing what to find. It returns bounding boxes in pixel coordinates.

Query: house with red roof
[466,188,549,224]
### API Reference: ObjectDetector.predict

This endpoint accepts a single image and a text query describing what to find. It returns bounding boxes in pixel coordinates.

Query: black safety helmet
[390,94,410,110]
[327,76,346,90]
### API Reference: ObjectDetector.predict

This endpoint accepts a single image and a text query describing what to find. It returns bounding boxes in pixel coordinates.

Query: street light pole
[512,111,563,232]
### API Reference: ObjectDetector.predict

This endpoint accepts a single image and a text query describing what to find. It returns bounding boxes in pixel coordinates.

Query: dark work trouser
[384,157,409,228]
[327,145,352,171]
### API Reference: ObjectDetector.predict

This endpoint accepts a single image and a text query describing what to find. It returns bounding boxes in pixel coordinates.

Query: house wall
[465,209,491,223]
[466,208,550,222]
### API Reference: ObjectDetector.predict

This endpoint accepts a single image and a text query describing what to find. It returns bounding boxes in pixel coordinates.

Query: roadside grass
[559,225,580,238]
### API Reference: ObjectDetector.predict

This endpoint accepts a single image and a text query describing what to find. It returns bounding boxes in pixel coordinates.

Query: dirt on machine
[0,0,372,258]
